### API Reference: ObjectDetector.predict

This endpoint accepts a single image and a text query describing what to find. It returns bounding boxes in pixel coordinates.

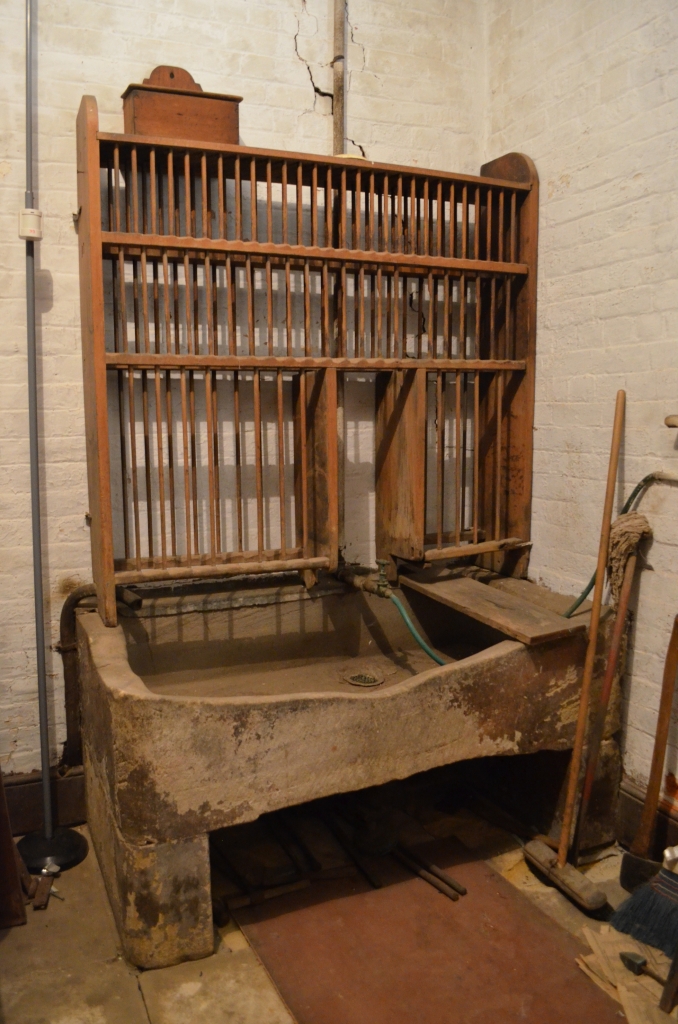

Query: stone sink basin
[78,574,603,969]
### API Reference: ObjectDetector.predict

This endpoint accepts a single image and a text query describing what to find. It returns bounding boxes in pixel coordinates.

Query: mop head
[611,867,678,958]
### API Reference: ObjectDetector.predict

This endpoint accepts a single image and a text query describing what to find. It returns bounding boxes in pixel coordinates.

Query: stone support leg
[84,748,213,969]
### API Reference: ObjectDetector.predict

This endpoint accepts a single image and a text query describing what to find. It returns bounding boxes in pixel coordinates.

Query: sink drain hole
[346,671,383,688]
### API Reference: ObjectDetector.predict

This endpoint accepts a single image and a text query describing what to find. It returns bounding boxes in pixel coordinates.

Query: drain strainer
[344,667,384,688]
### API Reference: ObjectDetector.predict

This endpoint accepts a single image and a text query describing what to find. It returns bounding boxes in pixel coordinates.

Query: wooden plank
[400,576,585,645]
[105,353,526,373]
[76,96,117,625]
[424,537,528,562]
[375,368,427,568]
[102,231,529,277]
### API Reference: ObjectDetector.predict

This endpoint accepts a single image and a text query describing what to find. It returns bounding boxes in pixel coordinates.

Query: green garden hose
[389,594,447,666]
[563,472,674,618]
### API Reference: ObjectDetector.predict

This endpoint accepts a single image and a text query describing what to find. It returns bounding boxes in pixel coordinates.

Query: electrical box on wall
[18,208,43,240]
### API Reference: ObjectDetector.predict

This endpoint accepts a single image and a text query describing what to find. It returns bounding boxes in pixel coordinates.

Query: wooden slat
[400,576,585,645]
[115,556,330,585]
[375,368,427,566]
[102,231,529,277]
[76,96,117,624]
[106,353,526,372]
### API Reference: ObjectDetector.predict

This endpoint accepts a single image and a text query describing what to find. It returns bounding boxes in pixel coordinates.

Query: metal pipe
[24,0,52,838]
[333,0,346,155]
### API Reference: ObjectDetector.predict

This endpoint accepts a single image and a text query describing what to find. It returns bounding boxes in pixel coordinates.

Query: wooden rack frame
[77,94,538,625]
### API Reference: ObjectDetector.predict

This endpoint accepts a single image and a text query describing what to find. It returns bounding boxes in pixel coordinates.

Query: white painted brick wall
[0,0,484,772]
[2,0,676,798]
[486,0,678,797]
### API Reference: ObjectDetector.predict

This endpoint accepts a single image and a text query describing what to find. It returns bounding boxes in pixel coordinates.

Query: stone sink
[78,573,612,969]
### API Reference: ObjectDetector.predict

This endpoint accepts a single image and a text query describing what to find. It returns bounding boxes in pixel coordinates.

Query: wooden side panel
[293,369,339,570]
[76,97,117,624]
[480,153,539,578]
[375,369,427,567]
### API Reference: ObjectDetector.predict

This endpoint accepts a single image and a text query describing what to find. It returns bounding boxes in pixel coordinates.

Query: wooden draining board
[400,576,586,645]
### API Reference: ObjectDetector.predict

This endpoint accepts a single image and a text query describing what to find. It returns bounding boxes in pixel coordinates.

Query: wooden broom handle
[557,390,626,868]
[630,614,678,859]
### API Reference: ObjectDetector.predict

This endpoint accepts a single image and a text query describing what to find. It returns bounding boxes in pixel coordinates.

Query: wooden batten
[293,370,340,573]
[76,96,117,625]
[375,369,427,571]
[122,66,241,145]
[478,153,538,578]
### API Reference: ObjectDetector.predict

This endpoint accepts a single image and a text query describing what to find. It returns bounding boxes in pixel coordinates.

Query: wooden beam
[76,96,117,625]
[102,231,529,277]
[106,353,526,373]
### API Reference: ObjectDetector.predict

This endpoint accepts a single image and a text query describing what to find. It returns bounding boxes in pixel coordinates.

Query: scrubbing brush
[612,846,678,958]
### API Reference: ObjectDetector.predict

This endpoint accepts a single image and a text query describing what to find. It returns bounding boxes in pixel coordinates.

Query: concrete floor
[0,817,627,1024]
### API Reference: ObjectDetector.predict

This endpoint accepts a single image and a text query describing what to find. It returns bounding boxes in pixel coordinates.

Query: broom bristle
[611,868,678,958]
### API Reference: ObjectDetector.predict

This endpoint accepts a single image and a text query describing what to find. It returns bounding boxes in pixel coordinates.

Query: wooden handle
[630,614,678,859]
[557,389,626,868]
[571,551,637,863]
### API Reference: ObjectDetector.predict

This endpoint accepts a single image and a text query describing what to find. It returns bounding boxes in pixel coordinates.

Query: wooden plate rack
[76,73,538,625]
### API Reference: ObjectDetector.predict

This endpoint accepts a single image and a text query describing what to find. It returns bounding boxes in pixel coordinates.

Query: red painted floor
[236,837,620,1024]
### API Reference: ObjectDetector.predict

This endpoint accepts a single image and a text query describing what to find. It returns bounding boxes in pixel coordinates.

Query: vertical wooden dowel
[510,191,517,263]
[473,371,479,544]
[455,371,462,544]
[165,371,177,557]
[266,258,273,355]
[285,259,292,356]
[436,370,444,550]
[250,157,257,242]
[235,156,242,239]
[189,371,199,555]
[266,159,273,242]
[233,371,243,551]
[212,372,221,553]
[138,376,152,562]
[201,152,209,238]
[217,155,224,239]
[299,371,309,555]
[183,152,191,237]
[277,369,286,556]
[127,370,141,568]
[246,256,254,355]
[253,370,264,554]
[282,161,288,243]
[180,370,192,564]
[474,186,480,260]
[296,163,303,245]
[154,367,167,567]
[205,369,216,561]
[461,185,468,259]
[498,190,505,262]
[303,261,311,356]
[494,372,503,540]
[311,164,318,246]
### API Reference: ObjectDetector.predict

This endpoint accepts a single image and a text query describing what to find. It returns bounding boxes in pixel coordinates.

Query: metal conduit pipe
[16,0,88,873]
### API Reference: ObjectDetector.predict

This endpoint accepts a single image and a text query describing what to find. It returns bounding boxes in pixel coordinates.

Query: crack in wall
[347,136,366,158]
[294,9,334,113]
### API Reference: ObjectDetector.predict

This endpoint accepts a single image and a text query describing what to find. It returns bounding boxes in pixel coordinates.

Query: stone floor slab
[0,827,149,1024]
[138,929,294,1024]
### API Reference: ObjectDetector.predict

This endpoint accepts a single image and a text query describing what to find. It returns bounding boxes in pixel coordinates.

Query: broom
[611,851,678,958]
[611,615,678,956]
